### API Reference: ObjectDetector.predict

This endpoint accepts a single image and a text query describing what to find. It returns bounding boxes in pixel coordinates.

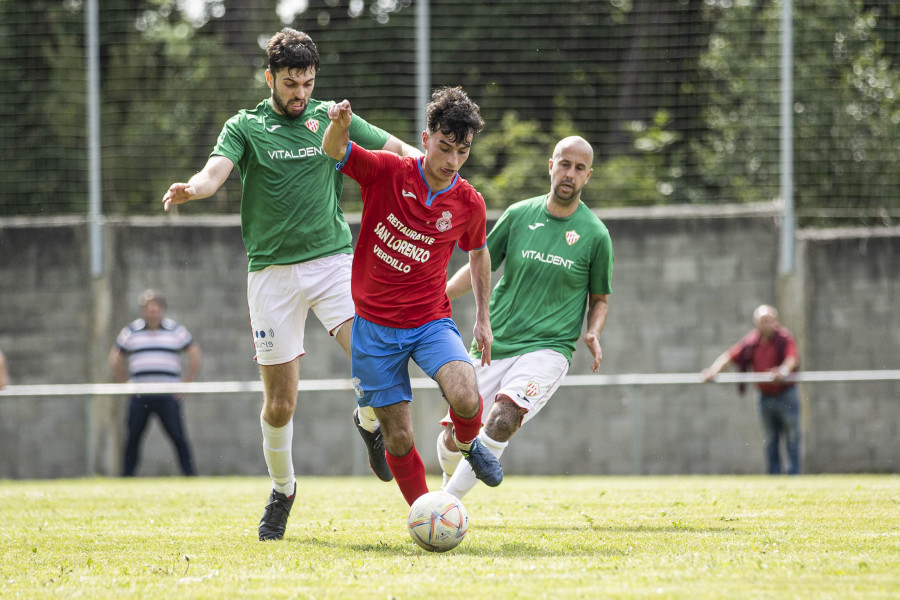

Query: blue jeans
[757,386,801,475]
[124,394,195,476]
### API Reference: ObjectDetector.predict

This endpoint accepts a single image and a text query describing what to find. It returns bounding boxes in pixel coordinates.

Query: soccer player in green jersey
[162,28,421,541]
[436,136,613,500]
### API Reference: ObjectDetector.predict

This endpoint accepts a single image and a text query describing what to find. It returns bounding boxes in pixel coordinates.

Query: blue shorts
[350,315,473,408]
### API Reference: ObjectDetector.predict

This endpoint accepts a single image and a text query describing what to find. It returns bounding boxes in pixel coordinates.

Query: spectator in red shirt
[702,304,801,474]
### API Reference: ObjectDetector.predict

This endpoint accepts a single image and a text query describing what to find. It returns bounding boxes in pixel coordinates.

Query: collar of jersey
[416,158,458,207]
[542,193,583,221]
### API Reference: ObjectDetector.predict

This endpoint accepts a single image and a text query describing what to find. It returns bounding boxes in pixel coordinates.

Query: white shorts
[440,348,569,428]
[247,253,355,365]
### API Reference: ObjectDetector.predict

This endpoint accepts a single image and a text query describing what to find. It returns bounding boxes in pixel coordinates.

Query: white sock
[436,429,463,477]
[443,430,508,500]
[260,414,295,496]
[356,405,380,434]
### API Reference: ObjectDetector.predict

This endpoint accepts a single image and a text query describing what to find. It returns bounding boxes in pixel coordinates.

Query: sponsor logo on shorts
[351,377,365,399]
[525,381,540,397]
[254,328,275,350]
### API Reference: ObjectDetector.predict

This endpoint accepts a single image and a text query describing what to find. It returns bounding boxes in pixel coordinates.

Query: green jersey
[212,98,390,271]
[472,195,613,362]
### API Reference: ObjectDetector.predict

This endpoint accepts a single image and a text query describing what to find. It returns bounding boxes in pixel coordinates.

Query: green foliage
[2,1,899,223]
[0,0,87,215]
[100,1,260,214]
[591,111,684,207]
[694,0,900,224]
[465,112,561,208]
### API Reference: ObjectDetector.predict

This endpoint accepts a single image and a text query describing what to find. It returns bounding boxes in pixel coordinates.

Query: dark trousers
[123,394,195,476]
[757,386,801,475]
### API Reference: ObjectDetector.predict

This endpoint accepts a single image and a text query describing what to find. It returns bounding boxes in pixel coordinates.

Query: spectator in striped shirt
[109,290,202,476]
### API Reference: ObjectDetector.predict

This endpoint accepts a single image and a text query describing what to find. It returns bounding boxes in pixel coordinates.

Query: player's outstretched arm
[469,247,493,366]
[162,155,234,212]
[322,100,353,160]
[584,293,610,373]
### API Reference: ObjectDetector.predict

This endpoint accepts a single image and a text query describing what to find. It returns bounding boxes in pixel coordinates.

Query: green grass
[1,475,898,599]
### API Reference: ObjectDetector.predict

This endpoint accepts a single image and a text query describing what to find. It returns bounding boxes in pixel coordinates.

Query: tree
[694,0,900,224]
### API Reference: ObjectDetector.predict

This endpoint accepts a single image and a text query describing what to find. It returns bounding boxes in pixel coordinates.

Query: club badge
[436,211,453,232]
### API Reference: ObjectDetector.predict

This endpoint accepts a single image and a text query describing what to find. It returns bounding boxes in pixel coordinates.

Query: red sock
[449,397,483,444]
[386,445,429,506]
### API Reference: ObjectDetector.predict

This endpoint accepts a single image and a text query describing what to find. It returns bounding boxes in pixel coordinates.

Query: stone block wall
[1,207,897,478]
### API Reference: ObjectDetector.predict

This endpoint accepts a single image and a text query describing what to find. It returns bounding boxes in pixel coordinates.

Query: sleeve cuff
[335,141,354,171]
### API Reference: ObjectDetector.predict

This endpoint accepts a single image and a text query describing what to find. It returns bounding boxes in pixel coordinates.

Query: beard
[271,91,306,120]
[553,181,581,204]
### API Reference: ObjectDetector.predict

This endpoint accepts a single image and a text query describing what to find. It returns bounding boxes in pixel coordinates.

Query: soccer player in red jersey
[322,87,503,505]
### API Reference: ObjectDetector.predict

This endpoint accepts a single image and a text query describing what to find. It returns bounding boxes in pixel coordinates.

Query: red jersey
[728,327,798,394]
[339,143,487,328]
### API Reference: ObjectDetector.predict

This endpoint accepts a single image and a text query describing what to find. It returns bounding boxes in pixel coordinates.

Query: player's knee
[262,396,296,427]
[484,396,524,443]
[380,420,415,457]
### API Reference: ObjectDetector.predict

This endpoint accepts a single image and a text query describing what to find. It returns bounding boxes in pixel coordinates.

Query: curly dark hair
[426,86,484,144]
[266,28,319,75]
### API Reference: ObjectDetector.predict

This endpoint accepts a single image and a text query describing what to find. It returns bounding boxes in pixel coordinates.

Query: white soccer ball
[407,491,469,552]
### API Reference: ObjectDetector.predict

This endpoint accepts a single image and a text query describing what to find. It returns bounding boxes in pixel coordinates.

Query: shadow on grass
[284,522,743,558]
[478,523,744,535]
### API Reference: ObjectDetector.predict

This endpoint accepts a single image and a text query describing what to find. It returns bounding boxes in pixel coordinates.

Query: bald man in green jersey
[436,136,613,500]
[162,28,421,541]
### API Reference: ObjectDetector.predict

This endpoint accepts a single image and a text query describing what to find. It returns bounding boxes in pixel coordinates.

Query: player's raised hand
[327,99,353,127]
[162,182,195,212]
[584,332,603,373]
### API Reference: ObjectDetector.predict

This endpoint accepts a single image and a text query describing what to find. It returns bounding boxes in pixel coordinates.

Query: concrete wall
[1,206,897,479]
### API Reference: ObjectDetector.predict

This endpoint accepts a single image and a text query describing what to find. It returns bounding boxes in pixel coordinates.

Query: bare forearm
[469,250,491,321]
[382,135,423,158]
[322,123,349,160]
[108,348,128,383]
[585,294,609,340]
[183,345,202,383]
[446,263,474,300]
[184,171,222,200]
[703,352,733,380]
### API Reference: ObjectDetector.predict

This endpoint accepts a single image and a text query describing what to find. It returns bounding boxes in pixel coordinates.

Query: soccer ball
[407,491,469,552]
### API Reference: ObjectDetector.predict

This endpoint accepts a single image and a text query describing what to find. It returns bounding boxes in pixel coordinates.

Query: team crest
[436,211,453,232]
[565,230,580,246]
[305,119,320,133]
[525,381,541,397]
[351,377,365,399]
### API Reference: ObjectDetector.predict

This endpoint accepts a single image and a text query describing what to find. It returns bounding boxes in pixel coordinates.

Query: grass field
[1,475,898,599]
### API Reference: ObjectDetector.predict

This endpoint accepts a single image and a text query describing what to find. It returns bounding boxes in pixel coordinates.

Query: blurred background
[0,0,897,479]
[2,0,899,222]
